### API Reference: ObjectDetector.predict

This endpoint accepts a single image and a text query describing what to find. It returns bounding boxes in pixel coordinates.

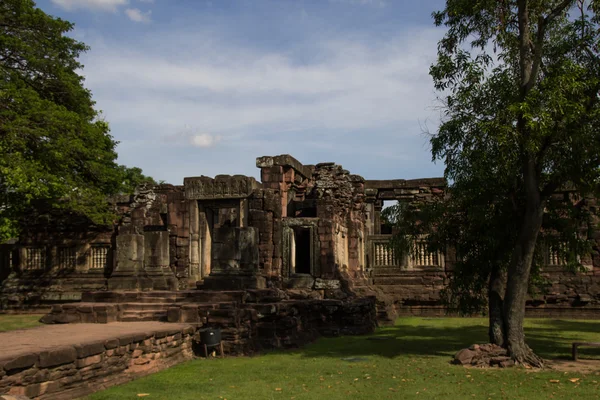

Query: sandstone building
[1,154,599,318]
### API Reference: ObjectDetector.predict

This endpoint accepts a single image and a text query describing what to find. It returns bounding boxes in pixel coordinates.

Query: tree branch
[528,1,577,91]
[545,0,576,25]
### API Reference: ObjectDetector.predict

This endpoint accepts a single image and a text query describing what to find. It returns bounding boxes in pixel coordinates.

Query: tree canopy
[0,0,155,241]
[390,0,600,367]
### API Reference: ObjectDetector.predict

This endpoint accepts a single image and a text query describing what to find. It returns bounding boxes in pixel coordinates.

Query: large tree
[0,0,154,241]
[392,0,599,367]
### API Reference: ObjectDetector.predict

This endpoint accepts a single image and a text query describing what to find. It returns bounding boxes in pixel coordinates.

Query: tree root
[453,343,545,368]
[510,345,544,368]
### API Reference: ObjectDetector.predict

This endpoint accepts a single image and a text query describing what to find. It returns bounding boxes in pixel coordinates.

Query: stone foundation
[3,291,377,398]
[41,289,378,355]
[371,268,600,318]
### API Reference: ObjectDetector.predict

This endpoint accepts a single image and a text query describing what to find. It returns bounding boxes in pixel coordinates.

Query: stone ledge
[0,324,198,400]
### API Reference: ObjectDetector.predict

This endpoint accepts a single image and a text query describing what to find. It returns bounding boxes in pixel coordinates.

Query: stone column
[373,200,383,235]
[17,247,27,272]
[189,200,201,283]
[144,231,178,290]
[108,233,152,291]
[199,209,211,278]
[239,198,248,228]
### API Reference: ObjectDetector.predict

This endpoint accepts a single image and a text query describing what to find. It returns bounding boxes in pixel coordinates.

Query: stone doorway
[197,199,243,278]
[292,227,311,274]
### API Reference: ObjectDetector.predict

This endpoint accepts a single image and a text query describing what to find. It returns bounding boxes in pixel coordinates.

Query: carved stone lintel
[184,175,259,200]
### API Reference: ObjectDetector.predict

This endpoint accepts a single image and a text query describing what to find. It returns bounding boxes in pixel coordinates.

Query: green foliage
[118,166,157,193]
[390,1,600,316]
[0,0,155,242]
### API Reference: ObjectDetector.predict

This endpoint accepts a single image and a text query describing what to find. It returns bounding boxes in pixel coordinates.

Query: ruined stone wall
[161,186,193,287]
[313,163,368,281]
[255,156,315,285]
[0,325,196,400]
[372,268,600,318]
[248,189,282,282]
[366,181,600,318]
[0,194,129,309]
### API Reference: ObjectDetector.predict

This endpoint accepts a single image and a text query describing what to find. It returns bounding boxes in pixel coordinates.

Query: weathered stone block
[74,341,105,358]
[38,347,77,368]
[1,353,38,373]
[314,279,341,290]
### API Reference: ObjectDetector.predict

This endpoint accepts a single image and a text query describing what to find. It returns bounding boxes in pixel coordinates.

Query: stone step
[82,290,247,304]
[119,315,165,322]
[372,276,445,286]
[175,290,246,303]
[82,291,177,303]
[372,267,407,276]
[120,310,167,321]
[135,296,177,304]
[118,302,172,311]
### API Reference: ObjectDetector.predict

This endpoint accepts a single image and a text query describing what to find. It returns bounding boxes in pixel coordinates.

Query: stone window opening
[0,248,13,280]
[546,242,567,266]
[544,240,582,267]
[379,200,398,235]
[288,199,317,218]
[214,207,238,228]
[24,247,46,270]
[90,246,110,270]
[292,227,311,274]
[411,240,440,267]
[58,247,76,269]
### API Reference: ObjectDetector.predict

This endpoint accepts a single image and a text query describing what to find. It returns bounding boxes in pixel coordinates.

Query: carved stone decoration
[184,175,259,200]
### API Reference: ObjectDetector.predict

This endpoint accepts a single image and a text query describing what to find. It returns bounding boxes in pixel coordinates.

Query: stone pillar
[239,198,248,228]
[108,233,152,291]
[199,210,211,278]
[78,243,91,273]
[374,200,383,235]
[144,231,177,290]
[189,201,201,283]
[17,247,27,272]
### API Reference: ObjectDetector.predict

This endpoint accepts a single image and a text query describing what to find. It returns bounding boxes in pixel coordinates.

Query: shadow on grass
[298,323,488,360]
[529,319,600,334]
[295,319,600,361]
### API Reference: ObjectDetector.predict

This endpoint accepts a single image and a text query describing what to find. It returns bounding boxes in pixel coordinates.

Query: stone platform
[0,322,198,399]
[41,289,379,355]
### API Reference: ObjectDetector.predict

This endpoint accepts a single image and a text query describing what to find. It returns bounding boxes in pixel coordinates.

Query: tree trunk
[503,160,545,367]
[488,264,506,346]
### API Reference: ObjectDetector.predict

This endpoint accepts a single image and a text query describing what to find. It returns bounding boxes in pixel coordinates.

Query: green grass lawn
[87,317,600,400]
[0,314,44,331]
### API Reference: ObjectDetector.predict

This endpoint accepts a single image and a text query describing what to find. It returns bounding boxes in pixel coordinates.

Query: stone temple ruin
[1,154,600,398]
[1,154,600,323]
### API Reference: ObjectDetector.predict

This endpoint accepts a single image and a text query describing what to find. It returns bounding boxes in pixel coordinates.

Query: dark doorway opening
[294,228,311,274]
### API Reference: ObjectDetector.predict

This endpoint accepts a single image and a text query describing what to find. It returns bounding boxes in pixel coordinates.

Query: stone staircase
[40,288,379,355]
[42,290,248,324]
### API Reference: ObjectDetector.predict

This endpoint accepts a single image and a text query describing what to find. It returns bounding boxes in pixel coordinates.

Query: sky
[36,0,448,184]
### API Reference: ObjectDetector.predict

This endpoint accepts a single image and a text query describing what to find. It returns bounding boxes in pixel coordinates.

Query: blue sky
[36,0,447,183]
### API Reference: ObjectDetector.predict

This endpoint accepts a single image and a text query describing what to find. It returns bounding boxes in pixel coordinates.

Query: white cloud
[190,134,221,148]
[83,32,439,133]
[125,8,152,22]
[80,26,444,182]
[166,127,222,148]
[51,0,128,12]
[329,0,387,7]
